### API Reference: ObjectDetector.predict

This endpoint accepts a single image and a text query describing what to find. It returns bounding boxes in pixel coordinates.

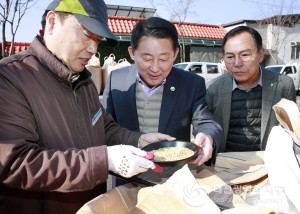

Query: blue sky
[7,0,300,42]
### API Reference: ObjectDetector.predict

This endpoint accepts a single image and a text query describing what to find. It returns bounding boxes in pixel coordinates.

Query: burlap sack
[101,54,116,89]
[88,53,101,67]
[101,56,131,91]
[86,53,102,95]
[114,58,131,70]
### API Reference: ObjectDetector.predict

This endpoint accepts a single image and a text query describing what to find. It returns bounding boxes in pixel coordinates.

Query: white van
[265,64,300,94]
[174,62,225,87]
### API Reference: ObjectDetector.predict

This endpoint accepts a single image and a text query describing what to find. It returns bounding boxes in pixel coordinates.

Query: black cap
[46,0,118,45]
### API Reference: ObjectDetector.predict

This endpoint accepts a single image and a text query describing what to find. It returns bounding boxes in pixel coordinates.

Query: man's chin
[233,74,246,81]
[71,65,85,74]
[148,77,164,86]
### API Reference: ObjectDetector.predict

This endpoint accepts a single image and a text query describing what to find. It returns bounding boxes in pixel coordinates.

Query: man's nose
[150,61,160,72]
[233,56,243,65]
[87,41,98,54]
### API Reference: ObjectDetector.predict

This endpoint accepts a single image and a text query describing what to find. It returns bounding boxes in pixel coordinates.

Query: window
[283,66,293,74]
[207,64,218,73]
[190,65,202,74]
[291,42,300,59]
[174,63,188,70]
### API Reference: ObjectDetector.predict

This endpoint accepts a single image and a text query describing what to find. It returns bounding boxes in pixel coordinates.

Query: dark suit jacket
[206,67,296,152]
[102,65,223,154]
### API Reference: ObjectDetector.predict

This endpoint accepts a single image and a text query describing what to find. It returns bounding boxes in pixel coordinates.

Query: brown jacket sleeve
[0,69,111,192]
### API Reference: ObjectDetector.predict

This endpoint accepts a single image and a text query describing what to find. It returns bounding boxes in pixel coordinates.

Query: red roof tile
[2,16,226,55]
[108,16,144,34]
[0,42,30,55]
[108,16,226,39]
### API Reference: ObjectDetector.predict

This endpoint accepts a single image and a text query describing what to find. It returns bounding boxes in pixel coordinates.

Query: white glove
[107,145,155,178]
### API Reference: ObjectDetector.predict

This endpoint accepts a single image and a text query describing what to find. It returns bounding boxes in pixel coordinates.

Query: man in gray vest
[206,26,296,152]
[102,17,223,166]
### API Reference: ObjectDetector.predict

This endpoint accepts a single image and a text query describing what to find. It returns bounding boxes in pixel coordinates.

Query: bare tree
[0,0,38,59]
[256,0,300,64]
[147,0,195,62]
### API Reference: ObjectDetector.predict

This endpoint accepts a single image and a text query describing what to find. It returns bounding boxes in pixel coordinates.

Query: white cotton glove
[107,145,155,178]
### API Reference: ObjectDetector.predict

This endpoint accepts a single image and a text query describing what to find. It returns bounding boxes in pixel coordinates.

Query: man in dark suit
[206,26,296,152]
[102,17,223,166]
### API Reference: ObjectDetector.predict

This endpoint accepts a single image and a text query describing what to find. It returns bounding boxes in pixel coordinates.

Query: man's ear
[128,46,135,60]
[258,48,265,63]
[173,48,179,61]
[45,11,56,35]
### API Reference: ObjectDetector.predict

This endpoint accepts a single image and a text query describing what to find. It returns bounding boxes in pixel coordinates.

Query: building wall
[265,24,300,65]
[190,46,223,63]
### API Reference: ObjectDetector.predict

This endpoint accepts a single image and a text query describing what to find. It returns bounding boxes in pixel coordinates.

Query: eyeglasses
[223,51,256,64]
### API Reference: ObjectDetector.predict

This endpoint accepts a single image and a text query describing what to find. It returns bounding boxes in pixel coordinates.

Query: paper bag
[76,183,141,214]
[264,98,300,213]
[214,151,265,171]
[136,164,221,213]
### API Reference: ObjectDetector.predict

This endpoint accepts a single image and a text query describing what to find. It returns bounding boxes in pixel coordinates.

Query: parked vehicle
[265,64,300,94]
[174,62,225,87]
